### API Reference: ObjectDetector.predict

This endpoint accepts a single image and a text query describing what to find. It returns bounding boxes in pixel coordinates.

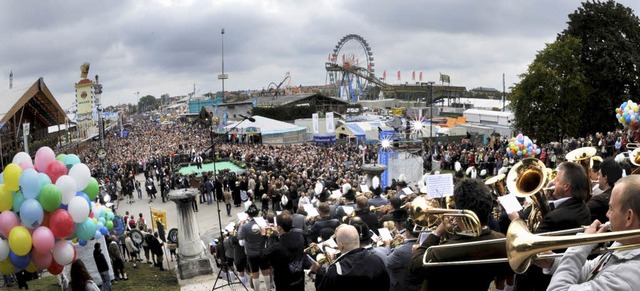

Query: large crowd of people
[54,112,640,290]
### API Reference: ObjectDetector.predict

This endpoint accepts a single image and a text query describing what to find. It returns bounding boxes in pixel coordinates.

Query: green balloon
[83,178,99,201]
[38,184,62,212]
[106,220,113,230]
[55,154,66,162]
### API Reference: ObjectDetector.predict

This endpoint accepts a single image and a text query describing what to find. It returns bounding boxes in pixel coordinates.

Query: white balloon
[12,152,32,166]
[68,196,90,223]
[52,240,75,266]
[56,175,77,205]
[0,239,8,261]
[68,163,91,191]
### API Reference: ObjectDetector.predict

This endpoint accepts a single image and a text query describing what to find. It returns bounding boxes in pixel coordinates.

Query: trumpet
[315,244,338,265]
[410,196,482,237]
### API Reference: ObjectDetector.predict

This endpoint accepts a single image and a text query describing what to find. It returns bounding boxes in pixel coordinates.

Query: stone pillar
[168,188,213,279]
[361,164,387,189]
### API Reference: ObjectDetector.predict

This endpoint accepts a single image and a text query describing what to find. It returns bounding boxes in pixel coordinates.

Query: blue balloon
[94,230,102,240]
[100,226,108,236]
[78,239,87,246]
[9,251,31,270]
[517,151,523,157]
[63,154,81,168]
[59,203,68,210]
[38,173,51,188]
[19,199,44,229]
[12,191,25,212]
[76,192,91,209]
[76,218,97,241]
[627,116,631,122]
[19,169,41,199]
[0,172,4,184]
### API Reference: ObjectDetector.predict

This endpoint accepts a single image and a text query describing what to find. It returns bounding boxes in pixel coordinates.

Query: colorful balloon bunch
[615,100,640,130]
[0,147,114,276]
[506,133,541,159]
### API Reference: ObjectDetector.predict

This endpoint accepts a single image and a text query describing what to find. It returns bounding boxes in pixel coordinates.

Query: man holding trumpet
[539,175,640,290]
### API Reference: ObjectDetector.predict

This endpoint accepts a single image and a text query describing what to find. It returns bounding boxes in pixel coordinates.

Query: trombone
[422,218,640,274]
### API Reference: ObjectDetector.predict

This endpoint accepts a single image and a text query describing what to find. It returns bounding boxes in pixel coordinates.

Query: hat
[392,209,409,222]
[349,219,372,241]
[246,204,259,216]
[397,180,408,187]
[343,189,355,200]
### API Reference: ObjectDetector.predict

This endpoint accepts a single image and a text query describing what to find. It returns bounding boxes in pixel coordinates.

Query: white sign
[312,113,319,134]
[326,112,335,133]
[23,123,30,136]
[426,174,454,199]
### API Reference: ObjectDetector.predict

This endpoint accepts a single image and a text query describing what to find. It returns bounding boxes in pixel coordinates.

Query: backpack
[136,219,147,230]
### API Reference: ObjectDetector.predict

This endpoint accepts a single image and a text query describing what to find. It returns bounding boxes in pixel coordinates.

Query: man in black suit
[513,161,591,291]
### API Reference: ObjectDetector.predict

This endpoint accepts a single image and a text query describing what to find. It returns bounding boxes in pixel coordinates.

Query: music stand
[210,116,254,291]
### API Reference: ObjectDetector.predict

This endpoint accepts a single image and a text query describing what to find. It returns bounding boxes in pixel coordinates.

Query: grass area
[8,261,180,291]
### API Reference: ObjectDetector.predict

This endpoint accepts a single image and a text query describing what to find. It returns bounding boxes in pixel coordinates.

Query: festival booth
[223,115,307,144]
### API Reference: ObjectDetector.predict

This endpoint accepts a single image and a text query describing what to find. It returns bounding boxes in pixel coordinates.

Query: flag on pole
[419,72,423,81]
[412,71,416,81]
[397,71,401,81]
[150,207,167,231]
[382,70,386,80]
[439,73,451,84]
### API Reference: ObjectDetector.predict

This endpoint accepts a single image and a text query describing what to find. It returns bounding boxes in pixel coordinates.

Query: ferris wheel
[326,34,375,102]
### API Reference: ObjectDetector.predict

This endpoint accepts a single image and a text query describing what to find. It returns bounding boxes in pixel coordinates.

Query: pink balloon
[18,161,34,170]
[31,226,54,254]
[32,250,52,269]
[0,211,19,238]
[45,161,67,184]
[34,147,55,174]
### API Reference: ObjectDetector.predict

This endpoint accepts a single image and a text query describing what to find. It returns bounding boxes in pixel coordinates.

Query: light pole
[427,81,435,151]
[218,28,228,103]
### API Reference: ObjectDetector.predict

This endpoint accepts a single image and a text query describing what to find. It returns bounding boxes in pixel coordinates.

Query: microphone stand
[211,116,253,291]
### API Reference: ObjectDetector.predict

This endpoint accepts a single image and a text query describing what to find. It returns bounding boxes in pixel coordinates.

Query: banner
[382,70,386,80]
[439,73,451,84]
[419,72,423,81]
[326,112,335,133]
[412,71,416,81]
[150,207,167,230]
[397,71,401,81]
[312,113,319,134]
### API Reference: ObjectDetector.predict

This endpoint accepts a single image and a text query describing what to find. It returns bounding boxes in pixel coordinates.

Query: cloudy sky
[0,0,638,109]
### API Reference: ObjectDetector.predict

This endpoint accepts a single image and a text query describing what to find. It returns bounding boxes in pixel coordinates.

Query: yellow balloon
[8,226,32,256]
[26,261,37,273]
[3,163,22,192]
[72,238,78,243]
[0,185,12,212]
[0,259,14,275]
[634,106,638,112]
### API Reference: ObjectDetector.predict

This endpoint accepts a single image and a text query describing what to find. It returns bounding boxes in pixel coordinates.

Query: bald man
[314,224,390,291]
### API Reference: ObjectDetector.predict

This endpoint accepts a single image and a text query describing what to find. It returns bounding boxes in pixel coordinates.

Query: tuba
[506,158,551,232]
[410,196,482,237]
[565,147,597,178]
[630,148,640,174]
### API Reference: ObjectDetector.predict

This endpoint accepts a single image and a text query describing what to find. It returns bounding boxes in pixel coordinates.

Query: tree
[138,95,158,112]
[510,36,590,143]
[560,0,640,134]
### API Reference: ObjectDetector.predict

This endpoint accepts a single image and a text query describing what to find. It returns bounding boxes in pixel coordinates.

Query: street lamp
[218,28,228,103]
[427,81,435,150]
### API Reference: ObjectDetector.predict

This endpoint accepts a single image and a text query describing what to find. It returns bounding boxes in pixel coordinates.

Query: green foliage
[561,0,640,134]
[252,104,317,120]
[510,36,589,143]
[138,95,159,112]
[511,0,640,141]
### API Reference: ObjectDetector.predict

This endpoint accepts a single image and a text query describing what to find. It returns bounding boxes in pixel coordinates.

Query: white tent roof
[223,115,305,135]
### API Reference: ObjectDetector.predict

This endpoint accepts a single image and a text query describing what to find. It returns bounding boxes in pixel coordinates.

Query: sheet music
[225,222,236,232]
[402,187,413,194]
[244,200,253,211]
[378,228,393,241]
[321,238,338,248]
[360,185,370,193]
[342,206,354,215]
[499,194,523,214]
[427,174,454,198]
[237,212,248,221]
[303,204,319,217]
[330,190,342,199]
[254,217,268,228]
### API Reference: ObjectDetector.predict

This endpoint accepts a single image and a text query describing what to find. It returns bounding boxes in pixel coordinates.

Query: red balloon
[41,211,51,228]
[49,210,75,239]
[45,161,67,184]
[47,260,63,275]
